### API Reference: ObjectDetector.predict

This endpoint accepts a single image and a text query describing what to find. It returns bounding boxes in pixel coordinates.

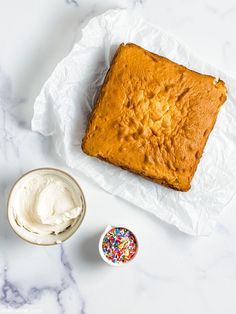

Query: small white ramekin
[98,225,138,266]
[7,168,86,246]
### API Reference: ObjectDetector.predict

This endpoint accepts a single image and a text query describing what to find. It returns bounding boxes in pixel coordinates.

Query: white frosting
[12,173,82,236]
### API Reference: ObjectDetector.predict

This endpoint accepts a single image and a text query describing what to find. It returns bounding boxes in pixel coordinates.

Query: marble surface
[1,0,236,313]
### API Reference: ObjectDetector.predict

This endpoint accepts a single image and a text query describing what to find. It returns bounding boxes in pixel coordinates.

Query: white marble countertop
[1,0,236,313]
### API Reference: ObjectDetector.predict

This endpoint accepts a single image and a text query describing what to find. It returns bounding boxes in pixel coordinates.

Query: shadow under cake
[82,43,227,191]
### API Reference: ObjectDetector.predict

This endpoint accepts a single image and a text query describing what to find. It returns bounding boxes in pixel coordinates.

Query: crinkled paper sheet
[32,9,236,235]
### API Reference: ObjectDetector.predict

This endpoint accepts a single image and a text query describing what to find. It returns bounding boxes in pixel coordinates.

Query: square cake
[82,43,227,191]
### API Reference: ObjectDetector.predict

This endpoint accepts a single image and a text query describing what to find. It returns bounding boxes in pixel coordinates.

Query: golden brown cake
[82,43,227,191]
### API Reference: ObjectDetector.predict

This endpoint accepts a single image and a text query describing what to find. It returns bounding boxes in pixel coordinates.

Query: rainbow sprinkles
[101,227,138,265]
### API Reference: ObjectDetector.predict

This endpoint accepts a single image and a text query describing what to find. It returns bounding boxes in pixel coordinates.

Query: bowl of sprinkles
[99,225,138,266]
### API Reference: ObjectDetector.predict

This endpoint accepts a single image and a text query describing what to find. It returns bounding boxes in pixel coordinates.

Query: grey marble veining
[0,246,85,313]
[65,0,79,7]
[0,66,84,313]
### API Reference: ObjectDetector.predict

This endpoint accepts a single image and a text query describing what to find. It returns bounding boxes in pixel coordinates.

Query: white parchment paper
[32,9,236,235]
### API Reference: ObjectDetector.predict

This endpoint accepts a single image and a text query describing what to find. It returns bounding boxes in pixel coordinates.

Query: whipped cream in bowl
[8,168,86,245]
